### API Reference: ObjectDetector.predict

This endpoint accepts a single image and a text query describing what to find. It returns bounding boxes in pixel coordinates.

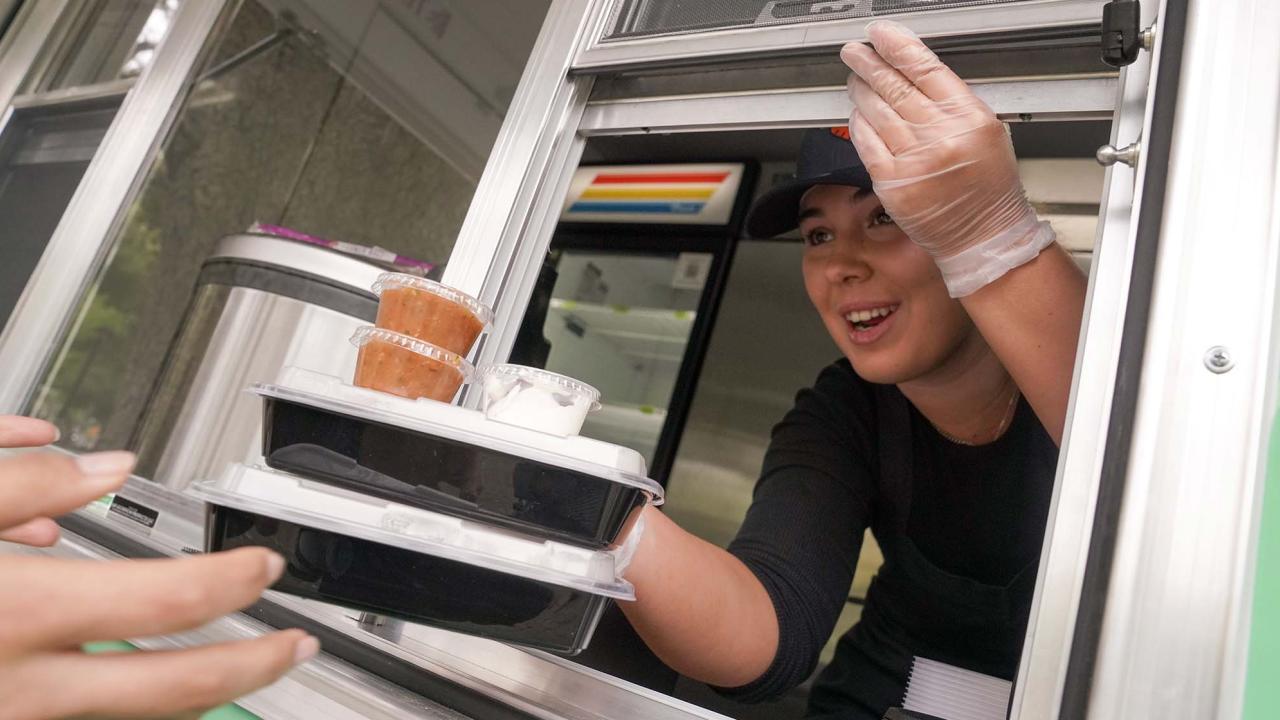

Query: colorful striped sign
[561,164,745,225]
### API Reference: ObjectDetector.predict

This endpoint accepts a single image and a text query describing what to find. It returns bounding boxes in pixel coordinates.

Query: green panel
[80,641,262,720]
[201,704,262,720]
[1244,412,1280,719]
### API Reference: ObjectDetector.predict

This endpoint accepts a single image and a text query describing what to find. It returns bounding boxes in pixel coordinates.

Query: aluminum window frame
[0,0,229,414]
[577,75,1117,136]
[1080,0,1280,717]
[19,0,155,95]
[1009,0,1161,715]
[0,0,70,115]
[574,0,1108,71]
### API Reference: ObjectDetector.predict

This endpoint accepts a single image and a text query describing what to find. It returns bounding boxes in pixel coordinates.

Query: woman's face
[799,184,975,385]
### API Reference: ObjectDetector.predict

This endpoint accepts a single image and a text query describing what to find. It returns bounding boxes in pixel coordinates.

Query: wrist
[612,505,661,587]
[934,214,1057,297]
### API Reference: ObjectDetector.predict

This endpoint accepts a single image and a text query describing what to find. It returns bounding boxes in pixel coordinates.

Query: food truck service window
[4,1,1280,719]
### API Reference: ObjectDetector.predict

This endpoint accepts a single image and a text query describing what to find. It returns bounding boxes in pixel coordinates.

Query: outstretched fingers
[3,630,317,719]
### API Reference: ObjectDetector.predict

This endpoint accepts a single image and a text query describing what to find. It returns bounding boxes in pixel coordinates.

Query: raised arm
[841,21,1087,443]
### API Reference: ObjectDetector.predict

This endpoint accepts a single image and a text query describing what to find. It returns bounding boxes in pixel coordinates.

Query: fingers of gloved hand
[846,75,917,154]
[849,109,894,177]
[840,40,934,124]
[0,416,59,449]
[864,20,971,101]
[0,451,132,531]
[0,517,60,547]
[1,629,315,720]
[0,548,286,655]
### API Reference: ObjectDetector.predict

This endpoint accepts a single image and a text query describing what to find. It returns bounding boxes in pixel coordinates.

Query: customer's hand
[841,20,1055,296]
[0,415,318,719]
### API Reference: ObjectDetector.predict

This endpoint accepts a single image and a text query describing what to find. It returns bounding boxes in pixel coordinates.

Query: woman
[615,21,1087,719]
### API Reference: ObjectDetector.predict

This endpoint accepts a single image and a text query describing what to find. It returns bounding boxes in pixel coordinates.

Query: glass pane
[30,0,552,474]
[0,101,120,332]
[540,251,704,468]
[24,0,182,93]
[606,0,1042,40]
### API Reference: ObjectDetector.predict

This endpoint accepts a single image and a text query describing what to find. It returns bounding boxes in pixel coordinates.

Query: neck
[897,329,1019,445]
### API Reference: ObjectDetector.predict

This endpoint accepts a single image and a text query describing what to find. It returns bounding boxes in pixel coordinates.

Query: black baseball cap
[745,127,874,239]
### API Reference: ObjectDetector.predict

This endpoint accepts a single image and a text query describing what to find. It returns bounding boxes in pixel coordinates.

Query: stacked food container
[190,274,664,654]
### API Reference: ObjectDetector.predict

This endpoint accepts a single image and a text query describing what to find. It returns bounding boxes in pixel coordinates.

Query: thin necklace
[930,388,1020,447]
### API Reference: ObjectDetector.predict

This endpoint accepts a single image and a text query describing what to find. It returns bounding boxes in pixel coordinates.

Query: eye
[869,208,895,227]
[803,227,835,247]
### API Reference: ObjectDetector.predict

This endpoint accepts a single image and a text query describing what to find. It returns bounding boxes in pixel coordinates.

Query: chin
[844,350,915,385]
[823,317,915,384]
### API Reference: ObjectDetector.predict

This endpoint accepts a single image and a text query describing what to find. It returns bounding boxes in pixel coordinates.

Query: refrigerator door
[538,250,710,472]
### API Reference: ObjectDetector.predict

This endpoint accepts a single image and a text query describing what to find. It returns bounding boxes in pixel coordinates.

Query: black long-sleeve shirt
[721,359,1058,714]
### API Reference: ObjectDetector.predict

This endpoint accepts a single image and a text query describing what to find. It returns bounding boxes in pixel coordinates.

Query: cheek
[801,255,827,311]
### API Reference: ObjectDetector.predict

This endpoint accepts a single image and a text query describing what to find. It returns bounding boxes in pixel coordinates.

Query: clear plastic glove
[840,20,1056,297]
[610,505,647,579]
[0,415,318,719]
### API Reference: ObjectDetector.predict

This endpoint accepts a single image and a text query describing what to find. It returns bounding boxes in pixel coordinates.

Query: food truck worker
[615,21,1087,719]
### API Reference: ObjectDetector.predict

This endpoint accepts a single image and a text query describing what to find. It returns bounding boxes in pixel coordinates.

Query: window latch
[1101,0,1144,67]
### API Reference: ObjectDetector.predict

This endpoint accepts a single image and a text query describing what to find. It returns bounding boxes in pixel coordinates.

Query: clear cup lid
[370,273,494,327]
[191,463,635,600]
[350,326,474,379]
[479,364,602,411]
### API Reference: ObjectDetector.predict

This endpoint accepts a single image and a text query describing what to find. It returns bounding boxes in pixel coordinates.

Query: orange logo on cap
[830,126,851,140]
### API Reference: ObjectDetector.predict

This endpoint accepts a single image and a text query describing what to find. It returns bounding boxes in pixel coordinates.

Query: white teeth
[845,305,898,323]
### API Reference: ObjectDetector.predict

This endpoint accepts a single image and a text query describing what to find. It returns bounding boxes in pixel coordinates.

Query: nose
[822,237,872,286]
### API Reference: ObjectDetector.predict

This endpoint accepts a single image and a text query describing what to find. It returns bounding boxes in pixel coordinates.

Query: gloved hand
[840,20,1056,297]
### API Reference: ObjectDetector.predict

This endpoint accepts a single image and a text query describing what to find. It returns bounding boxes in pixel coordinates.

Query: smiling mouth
[845,304,899,332]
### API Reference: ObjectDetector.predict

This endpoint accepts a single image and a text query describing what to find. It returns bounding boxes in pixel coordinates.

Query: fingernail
[265,551,285,583]
[75,451,136,477]
[293,635,320,664]
[51,426,61,443]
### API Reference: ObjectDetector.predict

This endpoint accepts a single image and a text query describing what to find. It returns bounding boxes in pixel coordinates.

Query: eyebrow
[797,206,824,223]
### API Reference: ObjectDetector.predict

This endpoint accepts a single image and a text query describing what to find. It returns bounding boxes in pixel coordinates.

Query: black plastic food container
[206,504,610,654]
[260,396,654,549]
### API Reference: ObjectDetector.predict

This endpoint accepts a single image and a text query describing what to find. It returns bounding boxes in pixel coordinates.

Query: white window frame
[574,0,1108,71]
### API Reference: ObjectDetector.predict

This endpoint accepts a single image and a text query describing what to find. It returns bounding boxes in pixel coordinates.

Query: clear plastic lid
[370,273,494,327]
[254,367,663,502]
[350,327,474,378]
[479,364,602,411]
[191,463,634,599]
